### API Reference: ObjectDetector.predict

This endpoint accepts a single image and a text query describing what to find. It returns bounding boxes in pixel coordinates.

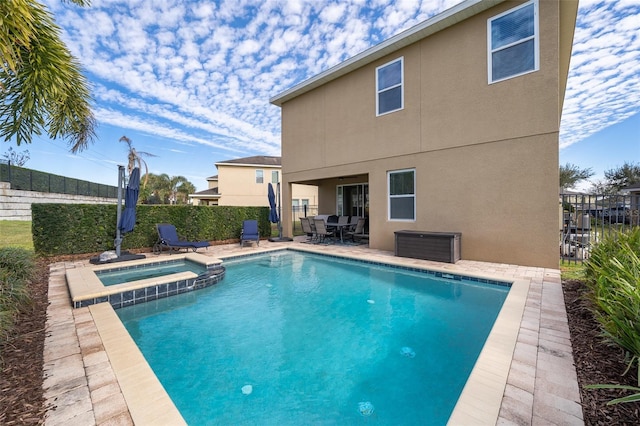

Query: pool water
[96,259,207,286]
[117,251,509,425]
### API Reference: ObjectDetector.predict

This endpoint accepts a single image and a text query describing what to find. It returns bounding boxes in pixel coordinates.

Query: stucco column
[281,179,292,238]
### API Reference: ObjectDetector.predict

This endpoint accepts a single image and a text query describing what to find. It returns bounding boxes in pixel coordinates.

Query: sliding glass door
[337,184,369,217]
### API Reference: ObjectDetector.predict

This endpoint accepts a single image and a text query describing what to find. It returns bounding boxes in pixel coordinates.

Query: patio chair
[314,218,335,243]
[153,224,210,255]
[240,220,260,247]
[345,218,368,242]
[300,217,317,242]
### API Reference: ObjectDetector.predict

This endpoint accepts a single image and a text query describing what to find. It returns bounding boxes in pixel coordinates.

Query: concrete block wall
[0,182,117,221]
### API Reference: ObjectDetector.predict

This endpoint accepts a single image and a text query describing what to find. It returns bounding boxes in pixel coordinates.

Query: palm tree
[139,173,196,204]
[0,0,96,152]
[176,181,196,204]
[119,136,155,186]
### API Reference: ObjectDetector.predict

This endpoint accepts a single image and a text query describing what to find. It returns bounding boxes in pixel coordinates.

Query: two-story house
[271,0,578,268]
[189,155,317,208]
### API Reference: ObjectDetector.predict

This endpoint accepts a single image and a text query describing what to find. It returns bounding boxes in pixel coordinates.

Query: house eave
[215,162,282,169]
[269,0,505,106]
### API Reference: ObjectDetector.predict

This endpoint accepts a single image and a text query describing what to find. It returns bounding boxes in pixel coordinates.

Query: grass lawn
[0,221,34,251]
[560,259,585,281]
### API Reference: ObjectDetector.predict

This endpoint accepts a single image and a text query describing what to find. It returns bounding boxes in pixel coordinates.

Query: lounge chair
[240,220,260,247]
[153,224,210,255]
[314,218,335,243]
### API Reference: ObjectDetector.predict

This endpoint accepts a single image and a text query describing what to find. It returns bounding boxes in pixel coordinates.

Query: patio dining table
[327,222,353,243]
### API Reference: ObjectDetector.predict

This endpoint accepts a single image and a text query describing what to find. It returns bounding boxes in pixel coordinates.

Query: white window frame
[272,170,279,184]
[487,0,539,84]
[376,57,404,116]
[255,169,263,184]
[387,168,416,221]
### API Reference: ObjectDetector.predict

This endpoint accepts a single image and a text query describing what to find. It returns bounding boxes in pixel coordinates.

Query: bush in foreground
[584,228,640,404]
[0,247,36,350]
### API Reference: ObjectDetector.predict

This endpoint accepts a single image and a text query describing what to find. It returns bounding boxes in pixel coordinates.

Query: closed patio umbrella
[118,167,140,233]
[268,183,279,223]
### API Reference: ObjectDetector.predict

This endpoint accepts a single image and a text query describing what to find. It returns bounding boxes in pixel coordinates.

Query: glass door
[337,184,368,217]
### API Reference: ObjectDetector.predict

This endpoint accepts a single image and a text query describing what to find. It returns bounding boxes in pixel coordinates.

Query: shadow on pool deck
[42,238,584,425]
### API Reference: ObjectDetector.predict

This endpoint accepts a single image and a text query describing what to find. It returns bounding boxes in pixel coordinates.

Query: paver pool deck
[42,238,583,425]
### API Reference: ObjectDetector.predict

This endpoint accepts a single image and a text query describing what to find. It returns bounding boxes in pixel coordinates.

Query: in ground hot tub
[66,253,225,309]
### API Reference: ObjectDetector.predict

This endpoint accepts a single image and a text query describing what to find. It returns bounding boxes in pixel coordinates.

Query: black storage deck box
[394,231,461,263]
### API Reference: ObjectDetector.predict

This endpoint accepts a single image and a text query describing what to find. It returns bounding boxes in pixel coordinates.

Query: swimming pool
[117,250,510,424]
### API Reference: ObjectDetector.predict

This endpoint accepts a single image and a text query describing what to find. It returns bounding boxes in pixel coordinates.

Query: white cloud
[43,0,639,162]
[559,0,640,148]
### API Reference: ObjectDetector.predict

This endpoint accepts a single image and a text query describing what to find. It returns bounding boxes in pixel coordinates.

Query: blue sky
[6,0,640,192]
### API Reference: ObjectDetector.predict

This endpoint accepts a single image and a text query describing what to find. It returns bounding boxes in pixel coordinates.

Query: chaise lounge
[153,223,210,255]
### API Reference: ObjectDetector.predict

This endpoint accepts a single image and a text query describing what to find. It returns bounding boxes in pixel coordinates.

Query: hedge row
[31,204,270,256]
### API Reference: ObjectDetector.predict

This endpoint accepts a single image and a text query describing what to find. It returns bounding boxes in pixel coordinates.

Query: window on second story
[488,0,538,83]
[272,170,279,184]
[388,169,415,221]
[376,57,403,116]
[256,170,263,184]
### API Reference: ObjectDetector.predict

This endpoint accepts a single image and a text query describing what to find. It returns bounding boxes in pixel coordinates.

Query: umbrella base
[268,237,294,242]
[90,251,146,265]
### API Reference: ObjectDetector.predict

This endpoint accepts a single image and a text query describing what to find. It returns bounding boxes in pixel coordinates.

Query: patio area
[42,238,583,425]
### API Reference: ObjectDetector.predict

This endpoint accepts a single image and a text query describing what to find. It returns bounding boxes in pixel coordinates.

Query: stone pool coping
[66,252,222,308]
[43,240,583,425]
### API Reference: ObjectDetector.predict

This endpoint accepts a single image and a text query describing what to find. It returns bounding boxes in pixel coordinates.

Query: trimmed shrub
[31,204,270,256]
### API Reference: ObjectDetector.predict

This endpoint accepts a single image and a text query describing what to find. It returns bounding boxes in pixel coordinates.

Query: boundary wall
[0,182,117,221]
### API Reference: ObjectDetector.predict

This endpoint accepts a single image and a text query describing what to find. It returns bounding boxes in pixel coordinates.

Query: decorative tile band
[223,248,513,288]
[74,266,225,310]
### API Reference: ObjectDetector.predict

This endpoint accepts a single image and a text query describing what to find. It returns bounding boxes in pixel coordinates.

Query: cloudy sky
[16,0,640,191]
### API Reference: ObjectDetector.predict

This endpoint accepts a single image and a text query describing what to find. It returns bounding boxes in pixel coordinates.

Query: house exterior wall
[217,164,278,206]
[213,164,318,208]
[278,0,577,268]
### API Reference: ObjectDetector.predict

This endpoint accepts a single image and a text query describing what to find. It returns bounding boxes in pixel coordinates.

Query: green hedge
[32,204,270,256]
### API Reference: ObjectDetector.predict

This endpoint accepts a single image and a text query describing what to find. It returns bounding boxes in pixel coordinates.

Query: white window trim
[487,0,539,84]
[387,168,416,222]
[255,169,263,184]
[376,57,404,116]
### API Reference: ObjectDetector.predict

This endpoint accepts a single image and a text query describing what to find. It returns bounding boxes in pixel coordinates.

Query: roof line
[270,0,504,106]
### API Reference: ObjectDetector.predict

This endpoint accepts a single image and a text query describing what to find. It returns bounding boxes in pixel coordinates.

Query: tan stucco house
[189,156,317,208]
[270,0,578,268]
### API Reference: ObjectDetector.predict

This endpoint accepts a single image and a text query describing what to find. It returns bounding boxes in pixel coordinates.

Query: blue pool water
[96,259,206,286]
[117,251,509,425]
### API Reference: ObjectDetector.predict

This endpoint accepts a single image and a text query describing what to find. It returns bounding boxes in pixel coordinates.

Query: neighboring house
[189,156,317,208]
[189,175,220,206]
[270,0,578,268]
[623,182,640,212]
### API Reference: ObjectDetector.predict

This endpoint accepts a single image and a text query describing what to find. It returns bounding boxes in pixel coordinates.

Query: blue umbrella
[268,183,279,223]
[118,167,140,233]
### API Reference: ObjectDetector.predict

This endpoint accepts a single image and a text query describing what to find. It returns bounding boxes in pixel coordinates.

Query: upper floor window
[256,170,263,184]
[488,0,538,83]
[272,170,279,184]
[388,168,415,221]
[376,57,403,116]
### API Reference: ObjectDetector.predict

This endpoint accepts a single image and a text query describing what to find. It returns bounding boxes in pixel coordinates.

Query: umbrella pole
[115,165,124,257]
[277,182,282,238]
